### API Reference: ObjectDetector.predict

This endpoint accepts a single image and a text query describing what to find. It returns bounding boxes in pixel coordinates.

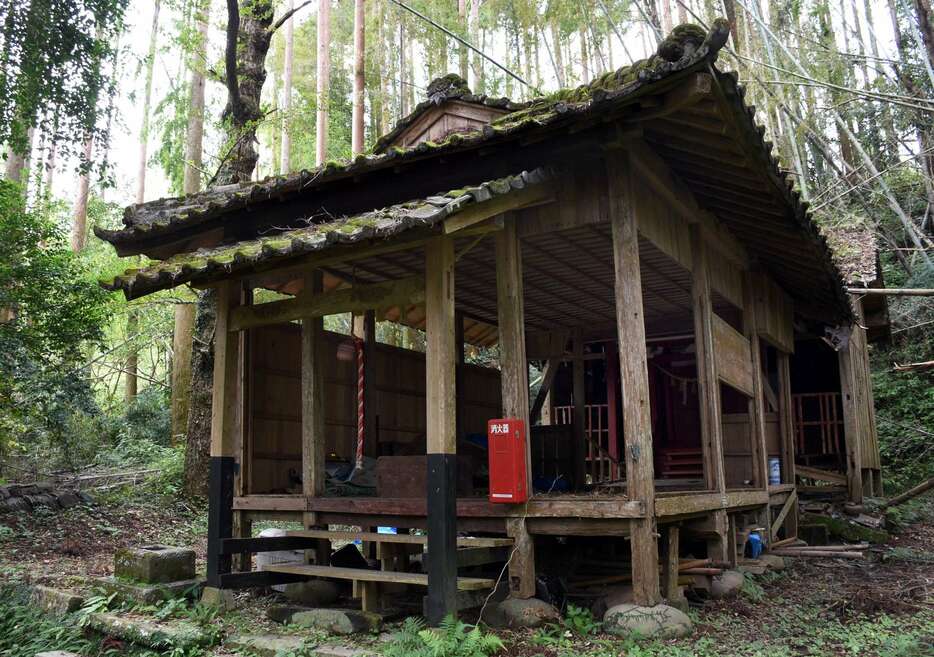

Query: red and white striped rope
[354,336,365,471]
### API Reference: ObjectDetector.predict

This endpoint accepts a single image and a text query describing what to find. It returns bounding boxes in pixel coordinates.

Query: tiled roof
[95,21,730,250]
[101,169,552,299]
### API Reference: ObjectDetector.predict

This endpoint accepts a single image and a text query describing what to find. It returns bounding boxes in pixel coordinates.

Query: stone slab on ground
[96,576,203,605]
[710,570,745,599]
[266,603,311,624]
[280,579,341,606]
[30,585,85,615]
[86,612,209,649]
[201,586,237,610]
[482,597,560,629]
[758,554,787,571]
[291,608,381,635]
[228,635,375,657]
[35,652,83,657]
[603,603,693,639]
[114,545,196,584]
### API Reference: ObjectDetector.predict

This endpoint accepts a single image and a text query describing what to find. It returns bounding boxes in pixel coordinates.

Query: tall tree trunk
[281,0,294,173]
[470,0,482,91]
[136,0,161,205]
[71,135,93,252]
[378,0,391,133]
[660,0,673,33]
[352,0,365,155]
[579,28,589,83]
[184,2,209,195]
[124,310,139,403]
[316,0,331,166]
[175,0,210,453]
[550,20,565,87]
[458,0,468,80]
[126,0,161,406]
[912,0,934,74]
[186,0,277,497]
[3,126,33,184]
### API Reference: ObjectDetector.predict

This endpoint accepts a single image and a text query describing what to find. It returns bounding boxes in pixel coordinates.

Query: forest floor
[0,486,931,657]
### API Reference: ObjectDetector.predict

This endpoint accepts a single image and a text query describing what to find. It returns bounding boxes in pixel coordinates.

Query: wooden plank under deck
[234,490,769,527]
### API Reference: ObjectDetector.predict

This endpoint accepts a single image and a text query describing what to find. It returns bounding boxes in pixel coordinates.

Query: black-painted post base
[425,453,458,625]
[207,456,236,588]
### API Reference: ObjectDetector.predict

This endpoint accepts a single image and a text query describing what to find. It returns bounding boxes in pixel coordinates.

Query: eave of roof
[101,169,552,300]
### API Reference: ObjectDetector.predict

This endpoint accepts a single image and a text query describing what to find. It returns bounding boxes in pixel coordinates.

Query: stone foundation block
[114,545,195,584]
[96,576,203,605]
[30,585,85,615]
[291,608,381,635]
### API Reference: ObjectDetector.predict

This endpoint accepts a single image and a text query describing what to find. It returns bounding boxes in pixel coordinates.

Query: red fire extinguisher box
[487,418,528,504]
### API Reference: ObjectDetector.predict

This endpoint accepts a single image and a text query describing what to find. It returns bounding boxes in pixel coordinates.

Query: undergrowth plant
[383,616,504,657]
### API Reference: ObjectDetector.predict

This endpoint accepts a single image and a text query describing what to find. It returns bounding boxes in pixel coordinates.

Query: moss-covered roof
[102,169,551,300]
[96,19,730,250]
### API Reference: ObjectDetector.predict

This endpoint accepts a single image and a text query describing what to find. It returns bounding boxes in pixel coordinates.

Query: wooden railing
[553,404,624,483]
[792,392,843,457]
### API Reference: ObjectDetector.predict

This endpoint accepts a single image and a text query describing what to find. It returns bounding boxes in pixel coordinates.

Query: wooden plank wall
[712,315,754,396]
[722,412,780,488]
[248,323,502,493]
[850,325,881,470]
[750,272,794,353]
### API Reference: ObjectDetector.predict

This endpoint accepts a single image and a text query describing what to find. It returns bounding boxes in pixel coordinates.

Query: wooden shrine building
[99,20,883,623]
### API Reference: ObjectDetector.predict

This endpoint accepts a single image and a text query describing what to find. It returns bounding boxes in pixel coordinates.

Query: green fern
[384,615,503,657]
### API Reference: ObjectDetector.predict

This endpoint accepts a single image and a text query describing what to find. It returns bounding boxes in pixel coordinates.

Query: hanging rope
[355,336,366,471]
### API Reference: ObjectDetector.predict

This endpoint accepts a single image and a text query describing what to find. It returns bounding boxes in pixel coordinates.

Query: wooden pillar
[777,352,798,539]
[607,150,660,606]
[572,329,587,489]
[689,225,729,563]
[496,216,535,599]
[838,338,864,504]
[606,343,620,467]
[424,236,458,625]
[663,524,684,607]
[207,281,242,588]
[690,225,726,494]
[743,275,769,490]
[234,288,253,572]
[302,271,329,563]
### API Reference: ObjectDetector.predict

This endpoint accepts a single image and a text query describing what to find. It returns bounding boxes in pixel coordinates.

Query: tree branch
[270,0,314,34]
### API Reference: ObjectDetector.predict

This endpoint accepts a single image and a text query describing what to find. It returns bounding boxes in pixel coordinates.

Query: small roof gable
[371,74,520,154]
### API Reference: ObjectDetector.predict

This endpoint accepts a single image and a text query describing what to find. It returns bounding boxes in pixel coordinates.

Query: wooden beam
[496,215,535,599]
[743,273,770,490]
[795,465,847,486]
[572,329,587,490]
[607,149,661,607]
[838,340,864,504]
[846,287,934,296]
[626,140,749,267]
[230,276,424,332]
[302,271,327,551]
[207,281,241,588]
[424,236,458,624]
[443,184,555,234]
[770,489,797,541]
[638,72,713,120]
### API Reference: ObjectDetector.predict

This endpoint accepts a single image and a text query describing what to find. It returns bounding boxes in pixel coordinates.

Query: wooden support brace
[230,275,424,332]
[770,489,798,541]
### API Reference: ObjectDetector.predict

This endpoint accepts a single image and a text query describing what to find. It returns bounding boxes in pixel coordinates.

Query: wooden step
[263,563,496,591]
[286,529,513,548]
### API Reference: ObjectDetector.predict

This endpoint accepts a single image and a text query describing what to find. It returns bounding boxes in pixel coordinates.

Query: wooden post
[689,225,729,564]
[302,271,329,564]
[207,281,242,588]
[743,274,769,490]
[690,225,726,494]
[496,216,535,599]
[607,150,661,607]
[838,339,864,504]
[234,287,253,572]
[777,352,798,539]
[424,236,458,625]
[572,329,587,489]
[663,524,683,606]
